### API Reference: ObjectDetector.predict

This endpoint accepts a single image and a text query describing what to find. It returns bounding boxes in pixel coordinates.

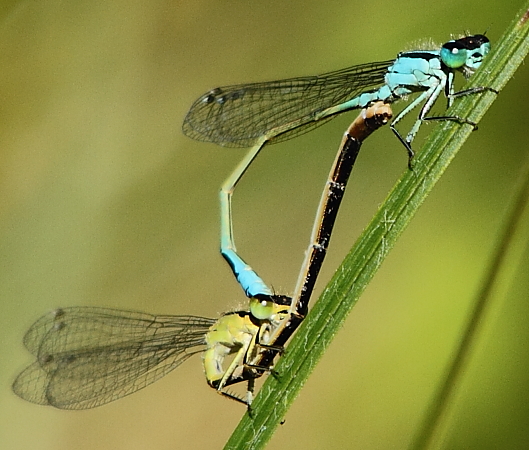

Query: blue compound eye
[441,42,468,68]
[441,34,490,69]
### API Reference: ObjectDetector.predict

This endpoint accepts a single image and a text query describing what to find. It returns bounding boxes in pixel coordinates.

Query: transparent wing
[12,307,216,409]
[182,60,392,147]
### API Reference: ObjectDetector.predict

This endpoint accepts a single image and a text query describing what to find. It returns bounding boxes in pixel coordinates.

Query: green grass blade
[224,3,529,448]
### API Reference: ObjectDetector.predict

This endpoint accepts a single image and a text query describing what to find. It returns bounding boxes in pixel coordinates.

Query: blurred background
[1,0,528,449]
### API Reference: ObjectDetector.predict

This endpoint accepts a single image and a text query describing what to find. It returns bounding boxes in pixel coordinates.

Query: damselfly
[11,297,290,408]
[12,105,392,409]
[183,34,493,302]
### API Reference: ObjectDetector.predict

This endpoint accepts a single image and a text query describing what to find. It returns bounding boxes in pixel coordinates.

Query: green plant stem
[224,3,529,448]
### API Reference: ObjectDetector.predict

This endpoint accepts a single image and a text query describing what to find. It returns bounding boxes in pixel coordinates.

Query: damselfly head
[249,295,290,322]
[440,34,490,76]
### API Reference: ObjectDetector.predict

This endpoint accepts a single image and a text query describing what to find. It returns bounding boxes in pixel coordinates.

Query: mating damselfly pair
[12,34,492,410]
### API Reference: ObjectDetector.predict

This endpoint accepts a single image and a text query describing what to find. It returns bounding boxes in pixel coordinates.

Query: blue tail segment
[221,249,273,298]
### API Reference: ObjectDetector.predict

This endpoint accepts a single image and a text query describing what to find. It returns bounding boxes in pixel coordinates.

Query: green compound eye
[250,297,275,320]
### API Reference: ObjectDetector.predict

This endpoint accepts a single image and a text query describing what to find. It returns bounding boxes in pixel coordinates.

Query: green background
[1,1,528,449]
